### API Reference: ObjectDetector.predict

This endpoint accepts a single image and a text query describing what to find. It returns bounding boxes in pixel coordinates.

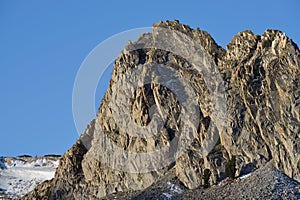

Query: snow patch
[0,157,59,199]
[161,181,183,199]
[239,172,253,179]
[166,181,183,194]
[162,192,173,199]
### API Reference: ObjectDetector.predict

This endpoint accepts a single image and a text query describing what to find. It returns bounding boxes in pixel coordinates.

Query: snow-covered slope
[0,156,59,199]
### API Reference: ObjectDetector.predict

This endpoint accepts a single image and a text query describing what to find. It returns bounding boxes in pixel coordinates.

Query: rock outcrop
[22,20,300,200]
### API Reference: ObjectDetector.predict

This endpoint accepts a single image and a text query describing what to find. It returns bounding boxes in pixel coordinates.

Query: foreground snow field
[0,156,59,199]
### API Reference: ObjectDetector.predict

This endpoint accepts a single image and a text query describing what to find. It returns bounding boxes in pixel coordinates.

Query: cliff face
[22,20,300,199]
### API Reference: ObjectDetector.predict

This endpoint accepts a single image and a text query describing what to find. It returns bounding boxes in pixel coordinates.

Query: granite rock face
[22,20,300,199]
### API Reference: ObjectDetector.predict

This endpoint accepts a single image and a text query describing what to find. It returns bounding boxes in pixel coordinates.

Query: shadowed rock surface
[177,163,300,200]
[99,163,300,200]
[22,20,300,200]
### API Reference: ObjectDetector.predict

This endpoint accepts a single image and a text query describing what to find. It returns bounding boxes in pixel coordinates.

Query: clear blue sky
[0,0,299,156]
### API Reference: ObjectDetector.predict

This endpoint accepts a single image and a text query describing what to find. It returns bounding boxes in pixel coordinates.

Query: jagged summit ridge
[22,20,300,200]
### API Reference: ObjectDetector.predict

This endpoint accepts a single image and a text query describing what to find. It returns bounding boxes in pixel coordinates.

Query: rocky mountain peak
[154,20,225,63]
[225,30,259,61]
[22,20,300,200]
